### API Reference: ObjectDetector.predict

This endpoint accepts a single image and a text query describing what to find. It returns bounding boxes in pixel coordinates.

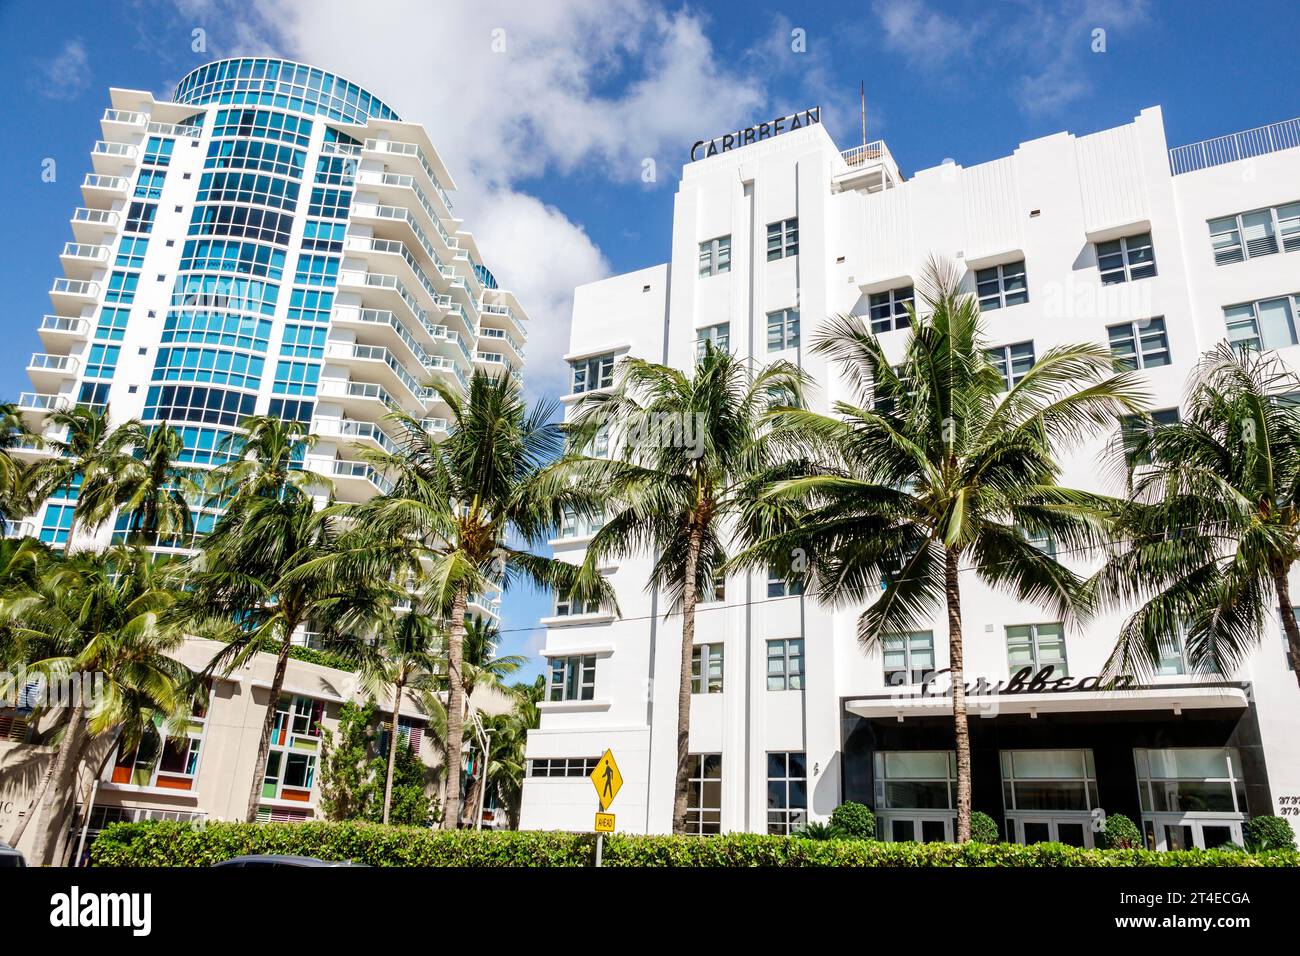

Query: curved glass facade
[175,57,400,124]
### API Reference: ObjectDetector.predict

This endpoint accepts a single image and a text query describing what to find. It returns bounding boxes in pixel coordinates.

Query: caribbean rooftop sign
[690,107,821,162]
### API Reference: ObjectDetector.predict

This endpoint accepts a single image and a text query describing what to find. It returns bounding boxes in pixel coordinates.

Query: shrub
[1100,813,1142,850]
[969,812,1000,844]
[1246,816,1298,852]
[828,802,876,840]
[89,821,1300,868]
[793,821,838,840]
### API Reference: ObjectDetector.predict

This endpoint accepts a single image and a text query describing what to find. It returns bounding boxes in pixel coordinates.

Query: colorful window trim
[262,695,324,802]
[109,693,209,791]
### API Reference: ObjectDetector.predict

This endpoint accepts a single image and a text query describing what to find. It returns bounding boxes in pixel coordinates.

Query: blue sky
[2,0,1297,680]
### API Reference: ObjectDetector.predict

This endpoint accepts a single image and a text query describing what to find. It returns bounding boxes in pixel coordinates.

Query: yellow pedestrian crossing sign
[591,749,622,810]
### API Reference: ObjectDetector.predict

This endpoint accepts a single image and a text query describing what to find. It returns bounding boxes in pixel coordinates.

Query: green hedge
[90,821,1300,868]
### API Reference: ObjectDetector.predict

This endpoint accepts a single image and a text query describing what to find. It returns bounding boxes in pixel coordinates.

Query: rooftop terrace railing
[1170,116,1300,175]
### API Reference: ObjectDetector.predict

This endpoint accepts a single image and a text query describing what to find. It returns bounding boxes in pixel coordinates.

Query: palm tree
[0,546,193,864]
[560,344,806,833]
[479,675,544,827]
[732,260,1146,841]
[209,415,322,502]
[184,416,381,823]
[29,405,122,545]
[352,597,444,825]
[94,422,201,546]
[301,369,613,827]
[0,402,40,524]
[1094,342,1300,686]
[461,616,527,700]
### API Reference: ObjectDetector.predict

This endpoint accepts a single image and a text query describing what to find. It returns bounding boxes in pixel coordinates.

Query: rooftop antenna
[860,80,867,147]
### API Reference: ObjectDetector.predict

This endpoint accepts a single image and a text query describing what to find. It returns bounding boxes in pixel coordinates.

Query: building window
[975,260,1028,311]
[1121,408,1180,466]
[1006,622,1068,678]
[1096,232,1157,283]
[110,690,209,791]
[699,577,725,603]
[1225,295,1300,353]
[868,285,913,333]
[1155,628,1222,676]
[685,754,722,834]
[875,751,957,810]
[691,643,724,694]
[1000,749,1098,812]
[558,505,604,540]
[1134,748,1246,814]
[527,756,599,777]
[1209,202,1300,265]
[547,654,596,702]
[883,631,936,687]
[1108,318,1171,370]
[262,695,323,802]
[1022,527,1057,557]
[766,218,798,261]
[766,567,805,599]
[986,341,1035,390]
[696,323,730,360]
[571,353,616,394]
[554,588,601,617]
[766,308,800,351]
[766,638,804,691]
[698,236,731,277]
[766,752,807,834]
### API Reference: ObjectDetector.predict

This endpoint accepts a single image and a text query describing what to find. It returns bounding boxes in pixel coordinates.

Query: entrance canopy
[845,685,1249,721]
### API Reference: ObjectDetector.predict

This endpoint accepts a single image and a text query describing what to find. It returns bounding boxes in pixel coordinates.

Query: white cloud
[176,0,765,400]
[31,38,91,101]
[872,0,975,63]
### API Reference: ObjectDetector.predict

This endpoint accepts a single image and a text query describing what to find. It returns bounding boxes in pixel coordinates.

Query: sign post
[589,749,622,867]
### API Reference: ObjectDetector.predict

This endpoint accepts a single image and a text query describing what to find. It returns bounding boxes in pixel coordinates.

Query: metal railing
[82,174,127,191]
[102,109,146,125]
[840,140,890,168]
[18,392,69,412]
[61,242,109,261]
[39,315,90,335]
[50,278,98,296]
[28,353,78,372]
[72,208,118,226]
[1170,117,1300,175]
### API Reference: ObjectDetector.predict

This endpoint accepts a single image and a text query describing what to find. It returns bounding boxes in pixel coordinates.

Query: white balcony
[17,391,70,422]
[146,120,202,139]
[362,138,455,216]
[38,314,91,347]
[324,342,434,409]
[478,325,525,361]
[100,108,147,139]
[5,436,52,462]
[317,378,403,420]
[91,140,138,175]
[70,207,120,243]
[313,417,403,456]
[27,353,80,390]
[480,301,528,342]
[81,173,129,206]
[2,519,38,540]
[834,140,902,193]
[316,457,393,500]
[49,277,99,312]
[59,242,110,279]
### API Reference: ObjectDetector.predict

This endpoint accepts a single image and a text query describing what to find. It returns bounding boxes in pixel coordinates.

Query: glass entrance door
[1007,815,1094,847]
[1142,816,1244,851]
[880,813,954,843]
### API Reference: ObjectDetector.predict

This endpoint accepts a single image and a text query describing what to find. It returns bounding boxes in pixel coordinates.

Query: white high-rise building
[520,105,1300,850]
[15,57,527,607]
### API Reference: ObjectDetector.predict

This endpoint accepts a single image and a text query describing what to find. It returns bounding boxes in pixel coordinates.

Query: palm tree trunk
[382,679,403,825]
[7,710,69,847]
[946,547,973,843]
[441,581,469,829]
[63,724,123,866]
[671,521,704,834]
[33,702,88,865]
[1271,562,1300,693]
[245,632,295,823]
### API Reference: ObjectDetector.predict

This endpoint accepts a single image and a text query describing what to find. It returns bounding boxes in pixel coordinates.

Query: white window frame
[1108,317,1171,370]
[685,753,722,834]
[570,353,615,394]
[691,643,725,694]
[528,756,599,777]
[766,308,800,351]
[766,218,798,261]
[883,631,936,687]
[554,588,601,617]
[986,340,1035,390]
[766,567,805,598]
[868,285,913,333]
[1209,202,1299,265]
[696,322,730,359]
[698,236,732,277]
[766,751,807,835]
[766,638,804,691]
[1006,622,1069,678]
[1225,295,1300,353]
[547,654,596,702]
[1096,232,1157,283]
[1121,407,1180,466]
[1134,747,1248,851]
[975,260,1028,310]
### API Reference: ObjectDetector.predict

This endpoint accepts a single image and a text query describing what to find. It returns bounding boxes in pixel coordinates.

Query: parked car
[0,843,27,868]
[213,854,368,867]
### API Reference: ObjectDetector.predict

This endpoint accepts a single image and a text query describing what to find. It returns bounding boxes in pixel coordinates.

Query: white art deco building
[520,104,1300,850]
